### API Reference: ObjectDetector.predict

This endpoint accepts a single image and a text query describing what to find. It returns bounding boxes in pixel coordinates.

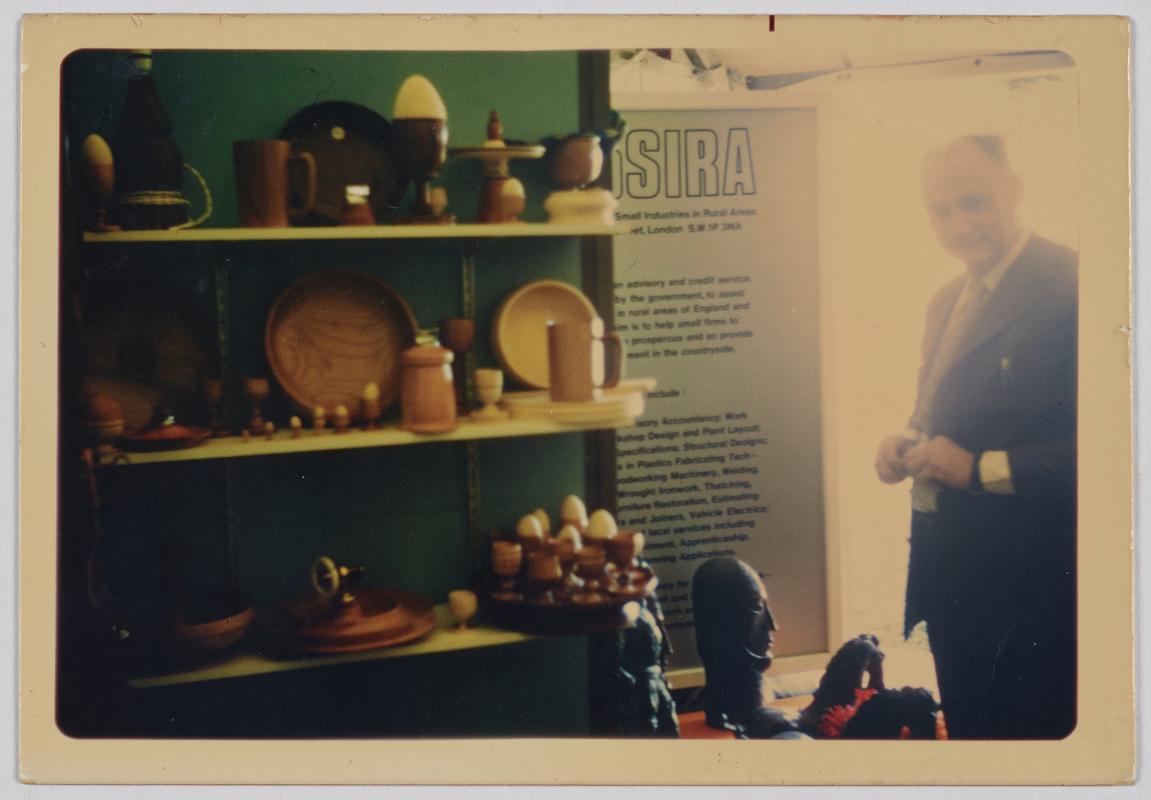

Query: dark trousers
[927,609,1075,739]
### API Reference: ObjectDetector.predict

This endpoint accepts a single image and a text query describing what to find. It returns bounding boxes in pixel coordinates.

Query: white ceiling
[715,47,1002,76]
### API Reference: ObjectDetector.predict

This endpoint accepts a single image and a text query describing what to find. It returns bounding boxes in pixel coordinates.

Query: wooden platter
[265,270,418,421]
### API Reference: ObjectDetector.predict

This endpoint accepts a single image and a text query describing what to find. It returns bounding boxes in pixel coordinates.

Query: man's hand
[903,436,975,489]
[875,434,915,484]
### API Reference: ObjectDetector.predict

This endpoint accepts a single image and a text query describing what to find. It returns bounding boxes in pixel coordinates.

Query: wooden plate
[260,587,437,654]
[280,101,406,225]
[118,422,213,452]
[492,280,598,389]
[265,271,418,420]
[502,387,646,425]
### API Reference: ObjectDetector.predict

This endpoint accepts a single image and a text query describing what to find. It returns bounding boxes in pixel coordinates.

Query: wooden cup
[547,318,623,402]
[233,140,317,228]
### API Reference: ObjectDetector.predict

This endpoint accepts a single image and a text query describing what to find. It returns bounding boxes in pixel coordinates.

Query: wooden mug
[233,140,317,227]
[547,318,623,402]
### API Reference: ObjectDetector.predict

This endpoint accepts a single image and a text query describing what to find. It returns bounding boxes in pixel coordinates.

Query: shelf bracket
[461,244,484,570]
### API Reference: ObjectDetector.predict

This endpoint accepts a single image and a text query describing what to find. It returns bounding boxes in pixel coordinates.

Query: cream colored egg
[393,75,448,120]
[556,524,582,550]
[531,508,551,537]
[560,495,588,530]
[516,514,544,540]
[585,509,618,541]
[81,133,114,168]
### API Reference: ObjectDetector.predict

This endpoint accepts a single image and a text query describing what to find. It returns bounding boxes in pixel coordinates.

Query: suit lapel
[921,279,963,378]
[929,237,1057,378]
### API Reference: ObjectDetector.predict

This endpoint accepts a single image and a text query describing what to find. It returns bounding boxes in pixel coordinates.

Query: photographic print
[18,13,1132,785]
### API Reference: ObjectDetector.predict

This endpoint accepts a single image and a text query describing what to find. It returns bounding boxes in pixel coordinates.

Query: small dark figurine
[798,633,885,733]
[799,634,945,739]
[841,687,941,739]
[692,557,802,739]
[604,596,679,737]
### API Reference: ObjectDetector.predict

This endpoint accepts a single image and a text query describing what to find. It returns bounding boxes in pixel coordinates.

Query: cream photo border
[18,14,1132,785]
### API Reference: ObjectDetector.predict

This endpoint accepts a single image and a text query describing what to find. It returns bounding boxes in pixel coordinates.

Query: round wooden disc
[261,587,436,654]
[265,270,418,420]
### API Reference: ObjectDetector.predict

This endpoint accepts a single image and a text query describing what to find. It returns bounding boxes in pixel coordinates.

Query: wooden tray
[481,567,658,635]
[259,587,437,654]
[265,270,418,421]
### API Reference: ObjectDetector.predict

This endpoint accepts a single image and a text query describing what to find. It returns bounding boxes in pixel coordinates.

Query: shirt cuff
[979,450,1014,494]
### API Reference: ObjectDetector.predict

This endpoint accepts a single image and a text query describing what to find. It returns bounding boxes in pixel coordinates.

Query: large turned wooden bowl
[265,270,419,421]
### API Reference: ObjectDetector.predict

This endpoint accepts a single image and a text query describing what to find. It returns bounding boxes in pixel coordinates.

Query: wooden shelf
[83,222,624,244]
[101,415,638,467]
[127,604,534,689]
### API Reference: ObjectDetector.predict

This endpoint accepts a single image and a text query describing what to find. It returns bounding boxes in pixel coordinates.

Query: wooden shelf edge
[99,415,640,467]
[82,222,625,244]
[127,605,535,689]
[100,380,656,467]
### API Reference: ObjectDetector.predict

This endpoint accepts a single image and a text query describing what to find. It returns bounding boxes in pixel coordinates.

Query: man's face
[921,141,1022,274]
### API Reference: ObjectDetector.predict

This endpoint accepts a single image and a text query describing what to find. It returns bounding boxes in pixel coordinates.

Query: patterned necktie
[914,279,989,433]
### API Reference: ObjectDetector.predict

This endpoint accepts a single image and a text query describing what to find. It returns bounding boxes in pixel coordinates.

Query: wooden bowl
[265,270,419,420]
[492,280,597,389]
[165,584,255,656]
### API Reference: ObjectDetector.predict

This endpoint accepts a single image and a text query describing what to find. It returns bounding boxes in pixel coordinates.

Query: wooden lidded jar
[400,340,458,433]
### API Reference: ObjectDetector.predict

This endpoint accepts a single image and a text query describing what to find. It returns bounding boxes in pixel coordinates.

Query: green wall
[65,49,578,225]
[62,49,596,737]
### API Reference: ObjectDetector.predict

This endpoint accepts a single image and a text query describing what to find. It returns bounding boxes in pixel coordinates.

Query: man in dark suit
[874,135,1077,739]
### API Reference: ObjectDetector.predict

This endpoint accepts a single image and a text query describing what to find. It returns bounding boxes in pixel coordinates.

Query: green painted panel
[65,48,598,738]
[64,50,578,227]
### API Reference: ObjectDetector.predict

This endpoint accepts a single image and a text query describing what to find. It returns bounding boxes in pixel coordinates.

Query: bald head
[921,135,1024,276]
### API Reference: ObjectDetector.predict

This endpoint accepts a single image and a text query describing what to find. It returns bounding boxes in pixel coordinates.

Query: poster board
[609,98,830,674]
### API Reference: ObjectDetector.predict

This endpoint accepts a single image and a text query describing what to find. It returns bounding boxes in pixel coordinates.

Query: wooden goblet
[448,589,478,631]
[439,318,475,412]
[526,550,563,604]
[491,540,523,601]
[393,118,454,224]
[608,530,645,595]
[572,546,608,605]
[471,368,508,422]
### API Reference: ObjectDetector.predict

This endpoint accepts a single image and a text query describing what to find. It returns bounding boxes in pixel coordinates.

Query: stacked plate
[502,380,652,426]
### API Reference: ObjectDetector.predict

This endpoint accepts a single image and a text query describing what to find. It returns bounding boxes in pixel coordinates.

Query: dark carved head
[692,557,777,676]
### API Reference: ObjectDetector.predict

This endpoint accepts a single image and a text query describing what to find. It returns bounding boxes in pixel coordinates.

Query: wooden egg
[585,509,618,542]
[560,495,588,532]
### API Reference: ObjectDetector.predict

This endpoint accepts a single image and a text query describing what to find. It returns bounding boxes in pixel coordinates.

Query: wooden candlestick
[333,404,351,434]
[360,382,382,429]
[243,377,270,434]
